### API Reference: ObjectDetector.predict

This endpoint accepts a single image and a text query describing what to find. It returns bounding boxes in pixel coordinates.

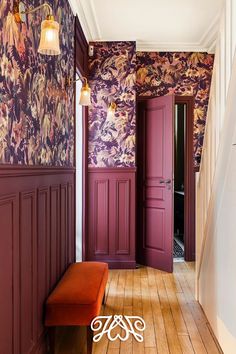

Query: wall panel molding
[0,167,75,353]
[94,179,109,255]
[20,189,37,354]
[87,167,136,268]
[0,166,75,177]
[0,194,19,354]
[115,179,130,255]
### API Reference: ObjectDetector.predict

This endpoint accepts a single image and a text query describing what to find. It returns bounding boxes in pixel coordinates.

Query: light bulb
[45,28,55,42]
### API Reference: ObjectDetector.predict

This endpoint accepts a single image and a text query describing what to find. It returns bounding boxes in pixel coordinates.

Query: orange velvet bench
[45,262,108,354]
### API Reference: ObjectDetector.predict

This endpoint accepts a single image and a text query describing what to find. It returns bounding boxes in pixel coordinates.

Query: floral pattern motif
[88,41,136,167]
[0,0,74,165]
[136,52,214,166]
[89,47,214,168]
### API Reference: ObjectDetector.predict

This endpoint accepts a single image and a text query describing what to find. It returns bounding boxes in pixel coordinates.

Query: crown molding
[71,0,221,53]
[67,0,92,41]
[74,0,101,40]
[199,12,221,53]
[136,41,210,52]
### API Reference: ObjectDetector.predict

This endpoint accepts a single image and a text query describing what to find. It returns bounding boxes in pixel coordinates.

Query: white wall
[76,78,83,261]
[196,1,236,352]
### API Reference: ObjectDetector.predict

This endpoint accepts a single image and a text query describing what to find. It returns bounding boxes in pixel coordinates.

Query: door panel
[137,95,174,272]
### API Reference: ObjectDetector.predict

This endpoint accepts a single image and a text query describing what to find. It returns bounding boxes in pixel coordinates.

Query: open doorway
[174,103,185,260]
[136,95,195,272]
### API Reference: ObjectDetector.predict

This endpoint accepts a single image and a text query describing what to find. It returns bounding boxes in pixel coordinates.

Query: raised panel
[144,207,165,251]
[94,179,109,255]
[145,106,165,178]
[50,186,60,287]
[20,190,37,354]
[87,168,136,268]
[0,195,19,354]
[60,184,67,273]
[115,180,130,255]
[37,187,50,338]
[146,186,164,200]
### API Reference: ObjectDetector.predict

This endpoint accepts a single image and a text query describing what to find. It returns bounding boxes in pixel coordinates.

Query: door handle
[160,179,171,184]
[160,179,172,189]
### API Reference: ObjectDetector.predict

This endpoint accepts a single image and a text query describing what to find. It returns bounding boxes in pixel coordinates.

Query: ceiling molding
[199,12,221,53]
[78,0,101,40]
[67,0,92,41]
[138,12,221,53]
[72,0,221,53]
[136,41,210,53]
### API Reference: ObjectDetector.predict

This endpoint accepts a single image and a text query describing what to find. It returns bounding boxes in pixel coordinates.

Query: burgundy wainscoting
[0,166,75,354]
[87,167,136,269]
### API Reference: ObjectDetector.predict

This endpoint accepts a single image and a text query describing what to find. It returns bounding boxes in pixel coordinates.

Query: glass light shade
[79,83,91,106]
[38,17,60,55]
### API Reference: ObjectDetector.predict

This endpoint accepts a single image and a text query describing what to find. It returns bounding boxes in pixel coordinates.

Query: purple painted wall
[88,45,214,167]
[88,41,136,167]
[0,0,74,166]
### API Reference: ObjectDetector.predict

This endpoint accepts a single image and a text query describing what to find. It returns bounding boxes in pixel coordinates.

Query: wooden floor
[57,262,222,354]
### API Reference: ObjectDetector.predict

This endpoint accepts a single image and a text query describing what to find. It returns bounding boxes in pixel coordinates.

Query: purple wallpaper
[136,52,214,166]
[0,0,74,165]
[88,41,136,167]
[89,48,214,168]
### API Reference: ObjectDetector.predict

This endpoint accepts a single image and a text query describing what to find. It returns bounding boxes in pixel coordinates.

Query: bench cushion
[45,262,108,326]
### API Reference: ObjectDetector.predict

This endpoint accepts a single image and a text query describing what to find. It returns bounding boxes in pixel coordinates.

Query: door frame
[75,16,89,261]
[136,95,195,262]
[175,95,195,261]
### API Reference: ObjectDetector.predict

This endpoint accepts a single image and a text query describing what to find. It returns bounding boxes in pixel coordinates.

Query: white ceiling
[69,0,224,52]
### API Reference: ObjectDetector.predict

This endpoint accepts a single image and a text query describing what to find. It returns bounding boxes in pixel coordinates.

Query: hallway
[58,263,221,354]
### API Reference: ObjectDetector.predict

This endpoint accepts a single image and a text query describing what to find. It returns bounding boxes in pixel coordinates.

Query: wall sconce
[79,78,91,106]
[66,76,91,106]
[13,1,60,55]
[107,102,117,119]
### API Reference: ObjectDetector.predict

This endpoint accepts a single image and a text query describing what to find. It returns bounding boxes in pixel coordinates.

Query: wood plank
[108,270,126,350]
[120,305,133,354]
[176,291,207,354]
[162,273,188,335]
[132,268,145,354]
[147,268,170,354]
[178,334,194,354]
[93,270,120,354]
[141,274,156,348]
[177,263,221,353]
[155,270,182,354]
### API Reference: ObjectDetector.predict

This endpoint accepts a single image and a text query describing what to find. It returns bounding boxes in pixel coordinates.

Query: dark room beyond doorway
[174,103,186,260]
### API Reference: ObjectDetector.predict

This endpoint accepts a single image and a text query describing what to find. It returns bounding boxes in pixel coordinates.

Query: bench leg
[87,326,93,354]
[102,291,106,305]
[47,327,56,354]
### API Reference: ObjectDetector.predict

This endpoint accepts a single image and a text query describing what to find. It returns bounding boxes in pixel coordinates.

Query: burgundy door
[137,95,174,272]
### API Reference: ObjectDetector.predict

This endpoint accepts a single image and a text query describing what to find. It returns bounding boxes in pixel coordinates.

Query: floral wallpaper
[136,52,214,166]
[88,41,136,167]
[0,0,74,165]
